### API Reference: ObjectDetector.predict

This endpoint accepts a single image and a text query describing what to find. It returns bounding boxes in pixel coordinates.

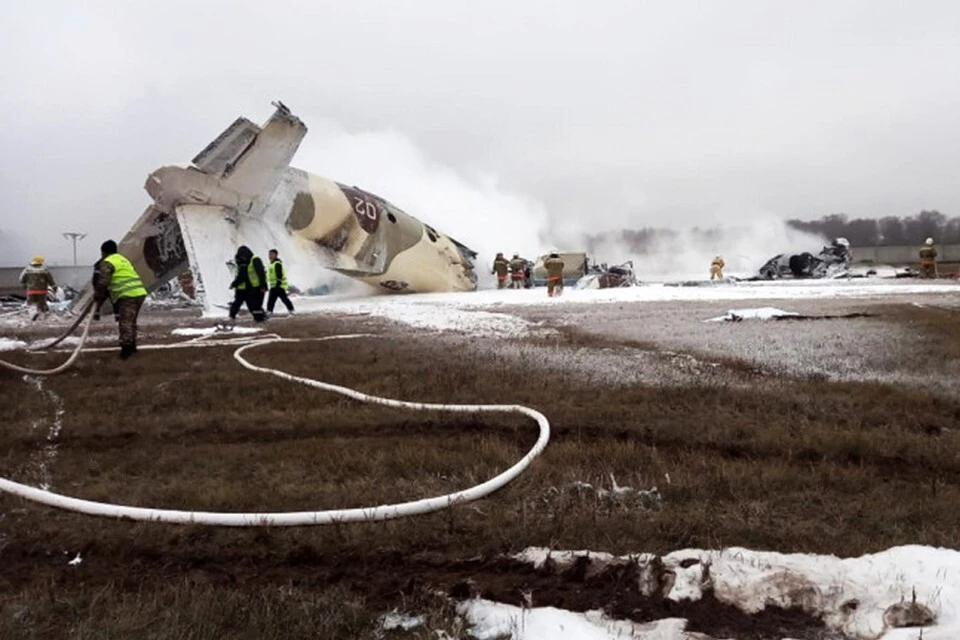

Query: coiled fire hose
[0,334,550,526]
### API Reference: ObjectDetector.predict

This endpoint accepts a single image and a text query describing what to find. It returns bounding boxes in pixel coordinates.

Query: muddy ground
[1,291,960,639]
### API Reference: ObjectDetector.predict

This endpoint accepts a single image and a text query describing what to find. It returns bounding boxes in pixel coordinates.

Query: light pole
[62,232,87,266]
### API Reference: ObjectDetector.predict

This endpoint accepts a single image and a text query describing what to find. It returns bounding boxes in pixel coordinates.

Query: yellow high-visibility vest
[104,253,147,302]
[237,256,262,290]
[268,259,288,290]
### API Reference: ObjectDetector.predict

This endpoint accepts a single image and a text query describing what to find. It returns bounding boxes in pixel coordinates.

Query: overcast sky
[2,0,959,265]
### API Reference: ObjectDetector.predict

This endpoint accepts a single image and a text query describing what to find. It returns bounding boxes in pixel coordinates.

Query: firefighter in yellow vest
[92,240,148,359]
[266,249,295,315]
[710,255,725,280]
[19,255,57,320]
[919,238,938,279]
[228,245,268,322]
[544,252,565,297]
[492,252,510,289]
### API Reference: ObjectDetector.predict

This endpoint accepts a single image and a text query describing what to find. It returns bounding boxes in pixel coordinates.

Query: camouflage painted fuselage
[285,174,476,293]
[75,103,477,312]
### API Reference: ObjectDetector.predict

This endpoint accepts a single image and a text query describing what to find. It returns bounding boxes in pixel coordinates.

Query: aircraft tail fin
[191,117,261,177]
[190,101,307,205]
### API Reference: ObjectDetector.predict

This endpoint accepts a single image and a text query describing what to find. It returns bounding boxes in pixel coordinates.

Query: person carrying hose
[19,255,57,321]
[92,240,148,360]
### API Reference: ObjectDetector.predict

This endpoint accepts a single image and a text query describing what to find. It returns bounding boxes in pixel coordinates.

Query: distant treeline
[584,211,960,254]
[787,211,960,246]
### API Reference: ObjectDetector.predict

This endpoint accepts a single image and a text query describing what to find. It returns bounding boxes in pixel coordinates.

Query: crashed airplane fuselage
[89,102,477,311]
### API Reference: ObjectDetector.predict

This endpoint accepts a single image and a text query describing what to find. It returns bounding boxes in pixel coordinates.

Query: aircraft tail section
[213,102,307,202]
[191,117,261,177]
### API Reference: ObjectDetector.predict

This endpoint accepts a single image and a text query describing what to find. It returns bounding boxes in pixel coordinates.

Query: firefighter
[544,252,565,297]
[19,256,56,320]
[229,246,268,322]
[509,253,527,289]
[919,238,938,279]
[710,255,725,280]
[492,252,510,289]
[266,249,295,315]
[92,240,148,360]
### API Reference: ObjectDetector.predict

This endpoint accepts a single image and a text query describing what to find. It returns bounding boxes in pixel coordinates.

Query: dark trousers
[267,287,294,313]
[229,288,267,322]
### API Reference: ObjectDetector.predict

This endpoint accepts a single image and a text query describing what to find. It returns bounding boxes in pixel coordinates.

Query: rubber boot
[120,344,135,360]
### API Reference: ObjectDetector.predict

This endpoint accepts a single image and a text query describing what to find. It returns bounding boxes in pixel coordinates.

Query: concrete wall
[0,266,92,297]
[851,244,960,264]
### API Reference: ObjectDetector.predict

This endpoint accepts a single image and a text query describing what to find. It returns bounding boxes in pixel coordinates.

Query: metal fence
[849,244,960,264]
[0,266,92,297]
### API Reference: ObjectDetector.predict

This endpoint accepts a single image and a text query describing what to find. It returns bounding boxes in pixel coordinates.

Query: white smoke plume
[567,218,832,282]
[293,120,551,287]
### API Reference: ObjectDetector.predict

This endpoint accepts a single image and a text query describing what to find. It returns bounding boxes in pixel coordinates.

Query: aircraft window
[427,229,438,242]
[387,212,397,223]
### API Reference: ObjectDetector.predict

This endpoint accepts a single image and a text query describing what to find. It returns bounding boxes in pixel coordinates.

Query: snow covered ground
[274,279,960,336]
[461,600,694,639]
[454,545,956,639]
[0,337,27,351]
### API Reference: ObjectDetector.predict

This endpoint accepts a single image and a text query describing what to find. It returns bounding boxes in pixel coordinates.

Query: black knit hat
[100,239,118,255]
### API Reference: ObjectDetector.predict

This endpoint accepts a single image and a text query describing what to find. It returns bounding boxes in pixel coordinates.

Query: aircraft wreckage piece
[757,237,852,280]
[77,102,477,312]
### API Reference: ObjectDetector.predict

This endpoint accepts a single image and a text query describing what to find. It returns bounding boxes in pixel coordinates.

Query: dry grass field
[2,299,960,638]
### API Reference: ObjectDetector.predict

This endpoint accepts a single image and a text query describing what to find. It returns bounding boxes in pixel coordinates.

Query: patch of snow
[68,553,82,566]
[541,475,663,511]
[298,296,544,336]
[171,327,263,336]
[459,600,695,639]
[379,611,424,631]
[512,547,622,571]
[0,337,28,351]
[513,545,959,639]
[704,307,799,322]
[22,375,64,491]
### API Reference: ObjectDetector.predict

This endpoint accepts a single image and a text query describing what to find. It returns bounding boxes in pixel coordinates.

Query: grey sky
[2,0,959,265]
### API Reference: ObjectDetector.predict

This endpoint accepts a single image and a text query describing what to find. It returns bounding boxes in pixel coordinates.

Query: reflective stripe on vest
[268,259,288,290]
[104,253,147,302]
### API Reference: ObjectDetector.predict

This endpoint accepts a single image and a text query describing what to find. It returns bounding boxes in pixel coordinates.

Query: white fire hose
[0,305,95,376]
[0,333,550,526]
